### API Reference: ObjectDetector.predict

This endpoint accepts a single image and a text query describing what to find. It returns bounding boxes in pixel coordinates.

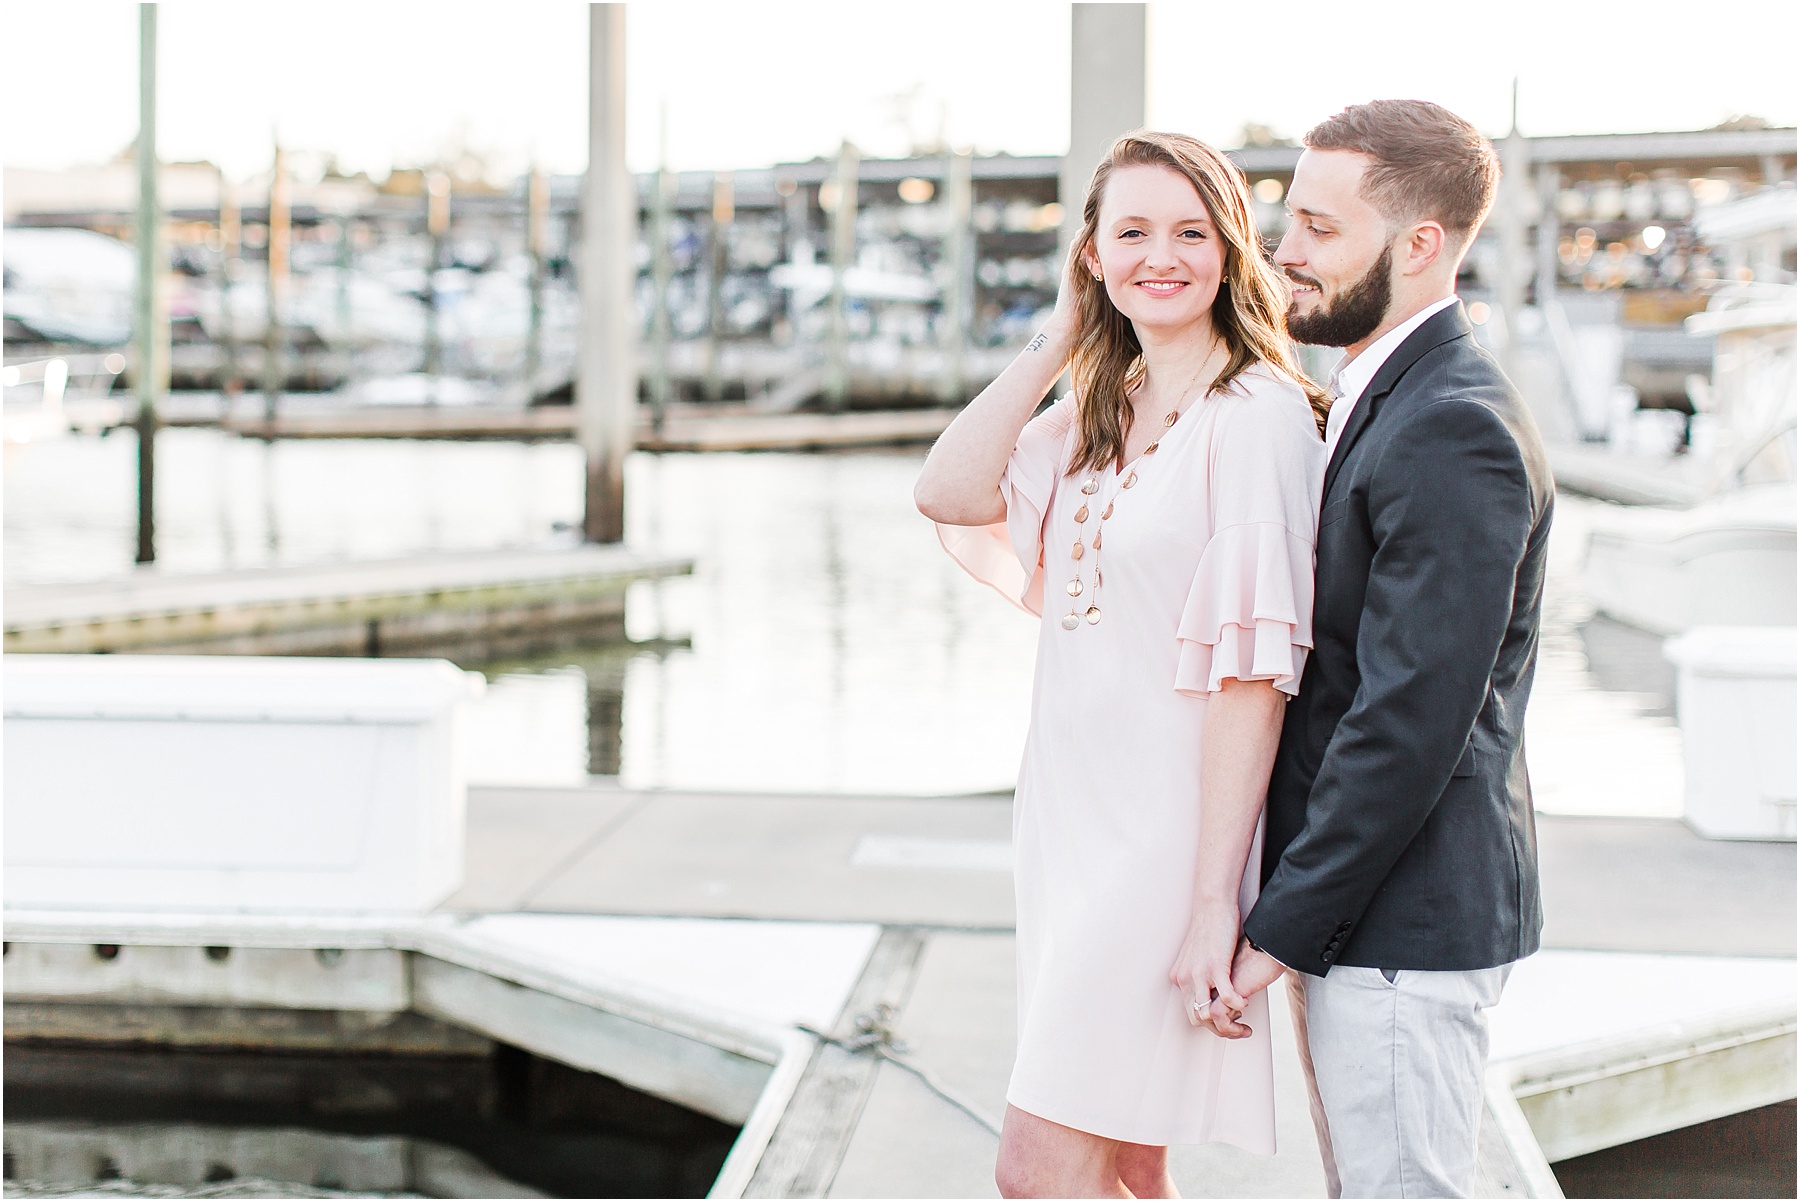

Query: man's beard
[1286,242,1393,347]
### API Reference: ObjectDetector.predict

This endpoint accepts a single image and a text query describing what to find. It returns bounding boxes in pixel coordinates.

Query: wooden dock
[3,545,694,656]
[216,403,957,451]
[6,787,1792,1198]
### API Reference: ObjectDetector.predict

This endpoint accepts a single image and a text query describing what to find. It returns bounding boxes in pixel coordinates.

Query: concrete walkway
[444,783,1795,1197]
[449,785,1014,927]
[451,784,1793,953]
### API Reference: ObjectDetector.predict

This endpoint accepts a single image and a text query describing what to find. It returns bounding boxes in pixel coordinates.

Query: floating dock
[213,402,958,451]
[6,785,1793,1198]
[3,545,693,656]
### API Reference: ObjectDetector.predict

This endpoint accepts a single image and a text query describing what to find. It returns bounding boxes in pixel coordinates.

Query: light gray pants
[1288,963,1511,1199]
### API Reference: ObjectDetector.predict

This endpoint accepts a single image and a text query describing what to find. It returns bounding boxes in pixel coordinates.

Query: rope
[797,1003,1003,1138]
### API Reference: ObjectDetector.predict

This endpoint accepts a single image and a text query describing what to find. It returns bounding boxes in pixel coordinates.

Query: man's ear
[1398,220,1448,277]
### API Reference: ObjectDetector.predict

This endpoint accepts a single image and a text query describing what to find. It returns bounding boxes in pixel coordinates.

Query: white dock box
[3,655,484,913]
[1663,627,1797,840]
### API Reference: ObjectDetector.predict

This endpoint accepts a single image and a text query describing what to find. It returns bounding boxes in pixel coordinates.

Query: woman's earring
[1092,272,1103,281]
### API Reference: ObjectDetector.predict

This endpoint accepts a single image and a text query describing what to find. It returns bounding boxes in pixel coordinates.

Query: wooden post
[705,170,733,402]
[648,110,674,434]
[778,178,806,348]
[578,3,634,544]
[938,149,973,405]
[524,163,550,402]
[1536,162,1561,312]
[423,170,450,395]
[335,215,353,342]
[1060,3,1146,254]
[1496,81,1530,377]
[133,1,165,565]
[217,167,240,401]
[824,139,859,410]
[262,138,289,425]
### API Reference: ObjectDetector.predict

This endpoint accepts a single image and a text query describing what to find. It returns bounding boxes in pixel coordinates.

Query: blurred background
[4,0,1793,793]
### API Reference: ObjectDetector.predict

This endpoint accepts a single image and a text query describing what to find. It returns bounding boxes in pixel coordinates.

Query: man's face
[1275,149,1395,348]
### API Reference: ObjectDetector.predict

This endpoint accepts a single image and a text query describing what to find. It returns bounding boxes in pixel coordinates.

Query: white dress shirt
[1322,296,1460,462]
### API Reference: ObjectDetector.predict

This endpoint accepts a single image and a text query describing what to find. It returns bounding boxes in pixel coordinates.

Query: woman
[914,131,1329,1198]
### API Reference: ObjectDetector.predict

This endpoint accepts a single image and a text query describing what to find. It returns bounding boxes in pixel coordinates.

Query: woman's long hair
[1066,131,1329,474]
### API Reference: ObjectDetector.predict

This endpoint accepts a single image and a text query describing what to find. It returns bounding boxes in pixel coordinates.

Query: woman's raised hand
[913,240,1084,526]
[1037,240,1085,361]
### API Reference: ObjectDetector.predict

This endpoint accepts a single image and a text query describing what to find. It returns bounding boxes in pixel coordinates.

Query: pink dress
[938,363,1325,1149]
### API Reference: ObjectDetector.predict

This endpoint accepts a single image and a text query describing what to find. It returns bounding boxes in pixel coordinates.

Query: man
[1221,100,1554,1198]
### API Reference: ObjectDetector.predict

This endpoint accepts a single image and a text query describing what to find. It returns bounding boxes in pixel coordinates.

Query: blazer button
[1320,950,1334,962]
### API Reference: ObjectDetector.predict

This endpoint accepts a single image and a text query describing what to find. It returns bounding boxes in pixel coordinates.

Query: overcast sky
[2,0,1794,181]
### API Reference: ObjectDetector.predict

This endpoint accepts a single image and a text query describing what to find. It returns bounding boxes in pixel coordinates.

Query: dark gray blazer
[1243,302,1554,977]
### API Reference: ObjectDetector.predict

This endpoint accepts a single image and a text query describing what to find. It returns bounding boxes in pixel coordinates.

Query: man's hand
[1229,939,1288,1010]
[1191,938,1287,1040]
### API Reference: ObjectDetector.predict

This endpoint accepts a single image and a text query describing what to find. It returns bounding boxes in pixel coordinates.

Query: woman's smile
[1134,279,1190,296]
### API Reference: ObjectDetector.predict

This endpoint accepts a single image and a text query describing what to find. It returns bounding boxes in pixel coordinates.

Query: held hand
[1228,940,1288,1008]
[1169,902,1247,1038]
[1195,940,1286,1041]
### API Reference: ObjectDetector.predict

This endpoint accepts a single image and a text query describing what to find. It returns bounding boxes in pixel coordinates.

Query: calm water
[2,426,1676,810]
[3,1040,733,1197]
[3,428,1036,795]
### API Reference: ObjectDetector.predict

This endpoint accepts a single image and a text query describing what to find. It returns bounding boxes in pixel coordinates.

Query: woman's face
[1083,163,1227,335]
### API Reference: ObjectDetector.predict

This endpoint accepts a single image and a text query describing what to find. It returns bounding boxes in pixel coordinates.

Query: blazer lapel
[1321,302,1474,501]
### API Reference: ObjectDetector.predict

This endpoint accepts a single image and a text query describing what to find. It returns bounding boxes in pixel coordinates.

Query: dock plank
[441,785,643,913]
[825,937,1331,1199]
[458,787,1795,956]
[1536,816,1795,957]
[517,791,1015,928]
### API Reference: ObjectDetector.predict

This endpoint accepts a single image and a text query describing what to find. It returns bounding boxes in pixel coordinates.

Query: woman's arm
[1170,676,1287,1037]
[913,312,1076,526]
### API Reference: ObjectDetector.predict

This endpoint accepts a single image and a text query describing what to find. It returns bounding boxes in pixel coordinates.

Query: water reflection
[1526,494,1684,818]
[476,467,1683,811]
[2,429,1681,808]
[2,427,583,585]
[504,449,1040,795]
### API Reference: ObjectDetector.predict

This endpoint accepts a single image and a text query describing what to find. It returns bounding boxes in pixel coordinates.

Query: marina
[5,2,1797,1197]
[6,126,1795,432]
[5,441,1795,1196]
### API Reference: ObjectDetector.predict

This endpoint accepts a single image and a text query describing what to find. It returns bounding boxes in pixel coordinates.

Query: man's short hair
[1304,100,1499,243]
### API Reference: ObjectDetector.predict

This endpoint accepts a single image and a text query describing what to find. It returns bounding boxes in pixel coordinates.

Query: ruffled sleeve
[936,394,1075,616]
[1174,374,1327,697]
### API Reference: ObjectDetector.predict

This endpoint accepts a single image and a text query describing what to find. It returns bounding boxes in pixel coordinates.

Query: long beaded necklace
[1061,344,1223,632]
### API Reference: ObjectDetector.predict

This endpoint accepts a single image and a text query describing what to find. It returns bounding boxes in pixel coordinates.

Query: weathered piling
[263,138,291,424]
[577,2,635,543]
[132,2,164,566]
[824,140,860,411]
